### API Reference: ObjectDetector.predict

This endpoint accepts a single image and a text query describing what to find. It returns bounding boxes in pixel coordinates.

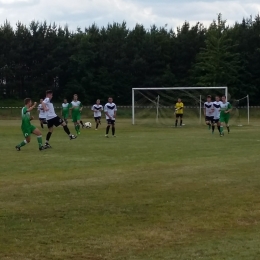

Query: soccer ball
[84,122,92,128]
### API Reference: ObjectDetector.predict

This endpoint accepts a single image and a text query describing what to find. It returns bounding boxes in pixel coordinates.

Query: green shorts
[72,114,81,122]
[62,113,69,119]
[220,114,230,124]
[22,125,36,138]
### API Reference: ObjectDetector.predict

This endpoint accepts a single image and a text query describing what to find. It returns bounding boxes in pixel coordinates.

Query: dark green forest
[0,14,259,105]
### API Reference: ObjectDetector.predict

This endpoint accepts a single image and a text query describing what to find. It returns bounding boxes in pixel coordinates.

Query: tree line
[0,14,259,105]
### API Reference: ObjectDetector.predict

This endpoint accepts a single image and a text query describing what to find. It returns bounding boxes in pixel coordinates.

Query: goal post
[132,86,228,125]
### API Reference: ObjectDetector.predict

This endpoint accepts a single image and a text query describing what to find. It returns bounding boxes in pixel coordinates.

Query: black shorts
[107,119,115,125]
[205,116,214,123]
[213,118,220,123]
[176,114,183,118]
[39,118,47,122]
[47,116,64,128]
[94,116,101,121]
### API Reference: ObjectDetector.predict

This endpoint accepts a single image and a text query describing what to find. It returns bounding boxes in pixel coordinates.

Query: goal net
[132,87,229,126]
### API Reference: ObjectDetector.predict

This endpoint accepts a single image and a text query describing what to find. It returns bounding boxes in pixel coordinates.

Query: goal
[132,87,228,126]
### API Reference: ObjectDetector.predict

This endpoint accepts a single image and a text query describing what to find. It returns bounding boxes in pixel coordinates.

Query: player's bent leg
[32,128,45,151]
[16,130,31,151]
[61,121,77,140]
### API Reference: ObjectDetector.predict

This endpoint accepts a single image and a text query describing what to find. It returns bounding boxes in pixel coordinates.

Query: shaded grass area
[1,120,260,259]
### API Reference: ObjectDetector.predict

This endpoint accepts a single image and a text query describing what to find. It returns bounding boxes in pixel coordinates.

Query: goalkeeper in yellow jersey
[175,98,184,127]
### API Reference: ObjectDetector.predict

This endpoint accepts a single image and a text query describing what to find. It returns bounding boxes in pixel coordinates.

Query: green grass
[1,119,260,260]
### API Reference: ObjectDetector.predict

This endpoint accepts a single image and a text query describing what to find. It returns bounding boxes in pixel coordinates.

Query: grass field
[1,119,260,260]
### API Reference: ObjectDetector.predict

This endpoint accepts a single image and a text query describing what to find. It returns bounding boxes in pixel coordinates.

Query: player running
[220,95,232,137]
[42,90,77,148]
[212,96,222,134]
[38,98,47,129]
[15,98,45,151]
[61,99,69,124]
[104,97,117,137]
[70,94,84,135]
[92,99,103,130]
[175,98,184,127]
[204,95,214,130]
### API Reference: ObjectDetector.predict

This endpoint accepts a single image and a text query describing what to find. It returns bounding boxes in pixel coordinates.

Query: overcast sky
[0,0,259,31]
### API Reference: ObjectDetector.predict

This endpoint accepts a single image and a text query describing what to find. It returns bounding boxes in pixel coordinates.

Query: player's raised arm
[27,102,37,112]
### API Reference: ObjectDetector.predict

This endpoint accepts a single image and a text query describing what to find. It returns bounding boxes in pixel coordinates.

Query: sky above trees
[0,0,260,31]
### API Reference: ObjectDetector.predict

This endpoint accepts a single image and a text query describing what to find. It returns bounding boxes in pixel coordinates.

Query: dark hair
[46,90,53,95]
[222,95,226,98]
[24,98,31,105]
[207,95,211,98]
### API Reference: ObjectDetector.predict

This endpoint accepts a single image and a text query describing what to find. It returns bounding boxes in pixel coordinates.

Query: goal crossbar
[132,86,228,125]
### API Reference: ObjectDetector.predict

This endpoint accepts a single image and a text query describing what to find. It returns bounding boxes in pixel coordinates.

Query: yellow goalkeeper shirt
[175,102,184,114]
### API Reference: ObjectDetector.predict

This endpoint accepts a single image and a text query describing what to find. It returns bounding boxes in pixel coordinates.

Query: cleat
[44,143,52,149]
[39,146,45,151]
[15,146,21,151]
[105,134,109,138]
[70,135,77,140]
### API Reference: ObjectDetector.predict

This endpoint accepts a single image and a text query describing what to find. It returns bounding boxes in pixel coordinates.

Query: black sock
[217,126,221,133]
[175,120,178,126]
[46,132,52,143]
[180,120,182,126]
[63,125,71,135]
[106,125,110,134]
[41,122,43,129]
[227,126,230,132]
[80,120,84,127]
[96,123,99,129]
[112,126,115,135]
[212,125,215,132]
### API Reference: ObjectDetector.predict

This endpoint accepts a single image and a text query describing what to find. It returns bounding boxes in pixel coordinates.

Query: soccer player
[38,98,47,129]
[61,98,69,124]
[175,98,184,127]
[212,95,222,134]
[42,90,77,148]
[220,95,232,136]
[15,98,45,151]
[69,94,84,135]
[92,99,103,130]
[104,97,117,137]
[204,95,214,130]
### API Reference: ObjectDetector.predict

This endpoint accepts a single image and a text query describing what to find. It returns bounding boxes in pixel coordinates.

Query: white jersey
[204,102,214,117]
[104,102,117,120]
[92,104,103,117]
[38,104,46,119]
[43,97,57,120]
[213,101,222,119]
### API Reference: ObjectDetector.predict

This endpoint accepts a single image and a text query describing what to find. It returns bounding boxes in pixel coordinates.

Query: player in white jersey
[38,99,47,129]
[212,96,222,134]
[92,99,103,130]
[104,97,117,137]
[204,95,214,131]
[41,90,77,148]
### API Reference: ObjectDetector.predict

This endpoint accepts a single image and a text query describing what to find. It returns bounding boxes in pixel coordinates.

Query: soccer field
[1,120,260,260]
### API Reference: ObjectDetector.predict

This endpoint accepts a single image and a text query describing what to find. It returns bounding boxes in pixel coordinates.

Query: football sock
[37,135,43,148]
[46,132,52,143]
[175,120,178,126]
[96,123,99,129]
[220,126,224,134]
[106,125,110,134]
[217,126,221,133]
[74,125,78,133]
[80,120,84,127]
[112,126,115,135]
[17,140,27,148]
[227,126,230,133]
[40,122,44,129]
[212,125,215,132]
[208,123,211,130]
[180,120,183,126]
[63,125,71,135]
[77,124,81,132]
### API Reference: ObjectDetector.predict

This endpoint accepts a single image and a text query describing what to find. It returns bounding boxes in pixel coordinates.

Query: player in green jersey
[69,94,84,134]
[61,99,69,124]
[220,95,232,137]
[15,98,45,151]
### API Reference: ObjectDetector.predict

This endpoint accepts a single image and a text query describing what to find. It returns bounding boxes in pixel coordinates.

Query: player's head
[108,97,113,103]
[46,90,53,99]
[207,95,211,102]
[222,95,226,102]
[178,98,181,103]
[24,98,32,106]
[64,98,67,103]
[96,99,100,104]
[40,99,43,103]
[215,95,220,101]
[73,94,78,101]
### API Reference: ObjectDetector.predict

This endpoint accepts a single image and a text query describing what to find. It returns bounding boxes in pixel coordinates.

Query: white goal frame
[132,86,228,125]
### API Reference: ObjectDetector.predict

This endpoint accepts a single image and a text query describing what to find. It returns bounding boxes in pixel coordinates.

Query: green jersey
[21,107,31,129]
[220,102,232,116]
[70,101,83,116]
